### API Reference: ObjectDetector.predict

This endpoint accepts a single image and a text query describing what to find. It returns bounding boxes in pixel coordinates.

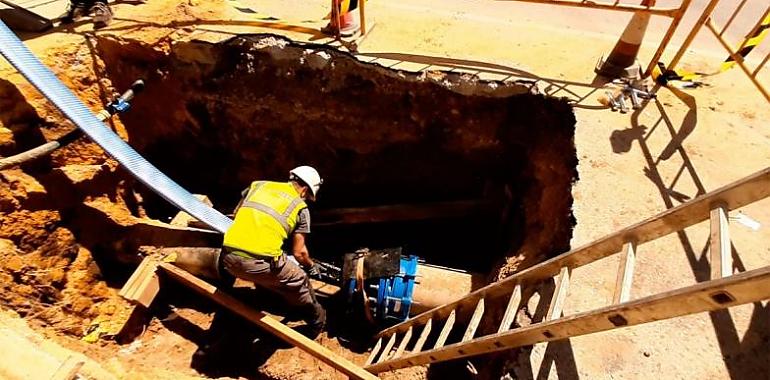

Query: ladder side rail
[374,168,770,339]
[367,264,770,373]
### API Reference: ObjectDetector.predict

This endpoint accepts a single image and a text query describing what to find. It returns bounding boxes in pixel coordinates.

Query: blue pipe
[0,20,233,233]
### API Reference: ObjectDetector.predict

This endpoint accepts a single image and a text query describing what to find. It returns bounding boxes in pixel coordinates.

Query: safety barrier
[498,0,768,102]
[660,0,769,102]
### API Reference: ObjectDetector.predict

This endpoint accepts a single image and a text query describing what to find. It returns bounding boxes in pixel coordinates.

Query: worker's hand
[305,263,322,278]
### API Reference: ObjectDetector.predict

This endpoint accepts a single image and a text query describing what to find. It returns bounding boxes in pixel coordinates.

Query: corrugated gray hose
[0,20,233,234]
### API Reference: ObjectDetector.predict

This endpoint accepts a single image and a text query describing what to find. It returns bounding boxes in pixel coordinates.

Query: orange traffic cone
[595,0,655,79]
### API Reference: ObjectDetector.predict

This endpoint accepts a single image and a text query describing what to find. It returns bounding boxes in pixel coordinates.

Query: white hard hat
[289,166,322,200]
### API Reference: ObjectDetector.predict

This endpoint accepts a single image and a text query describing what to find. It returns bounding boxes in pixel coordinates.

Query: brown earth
[0,1,578,379]
[1,0,769,378]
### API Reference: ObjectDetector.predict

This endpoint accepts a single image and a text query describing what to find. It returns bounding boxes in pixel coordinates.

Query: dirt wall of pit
[0,33,577,379]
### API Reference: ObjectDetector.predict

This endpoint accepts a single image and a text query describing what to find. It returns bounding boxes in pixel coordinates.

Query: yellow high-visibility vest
[223,181,307,258]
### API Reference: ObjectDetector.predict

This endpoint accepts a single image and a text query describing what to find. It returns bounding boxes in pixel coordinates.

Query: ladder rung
[462,298,485,342]
[710,204,732,279]
[433,309,456,349]
[393,326,413,359]
[546,267,571,321]
[376,333,398,364]
[613,241,636,304]
[498,284,522,333]
[367,265,770,373]
[412,318,432,352]
[364,337,383,366]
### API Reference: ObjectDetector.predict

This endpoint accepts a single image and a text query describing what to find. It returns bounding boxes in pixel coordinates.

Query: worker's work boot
[304,304,326,339]
[60,0,91,24]
[321,11,360,37]
[90,2,113,28]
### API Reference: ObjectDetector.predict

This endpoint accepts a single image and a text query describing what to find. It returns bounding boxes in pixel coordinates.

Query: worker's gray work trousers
[222,252,324,325]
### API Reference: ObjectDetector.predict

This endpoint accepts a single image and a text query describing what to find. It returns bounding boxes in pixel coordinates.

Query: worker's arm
[292,208,319,274]
[292,233,315,268]
[231,187,249,215]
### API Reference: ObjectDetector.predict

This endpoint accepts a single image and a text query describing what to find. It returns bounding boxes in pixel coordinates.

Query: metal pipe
[165,247,482,316]
[732,5,770,56]
[0,20,233,234]
[410,263,484,314]
[719,0,749,37]
[665,0,721,71]
[644,0,693,77]
[754,51,770,77]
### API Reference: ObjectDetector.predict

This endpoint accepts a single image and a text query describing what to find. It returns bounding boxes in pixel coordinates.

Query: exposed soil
[0,11,577,379]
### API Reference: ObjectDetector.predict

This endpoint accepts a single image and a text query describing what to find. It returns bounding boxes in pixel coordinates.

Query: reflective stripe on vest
[240,183,305,235]
[223,181,307,257]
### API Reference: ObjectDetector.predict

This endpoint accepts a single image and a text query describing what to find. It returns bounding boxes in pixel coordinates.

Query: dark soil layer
[96,34,578,275]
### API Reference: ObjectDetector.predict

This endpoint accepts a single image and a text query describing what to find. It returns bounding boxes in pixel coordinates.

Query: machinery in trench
[170,245,482,325]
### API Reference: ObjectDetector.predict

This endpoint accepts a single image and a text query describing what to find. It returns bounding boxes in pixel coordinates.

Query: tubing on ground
[0,20,233,233]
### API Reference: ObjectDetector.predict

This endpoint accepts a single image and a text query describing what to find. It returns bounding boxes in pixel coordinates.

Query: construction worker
[61,0,113,27]
[221,166,326,337]
[321,0,361,37]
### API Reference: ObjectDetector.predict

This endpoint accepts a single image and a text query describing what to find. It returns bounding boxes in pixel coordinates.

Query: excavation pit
[0,33,578,379]
[97,34,578,274]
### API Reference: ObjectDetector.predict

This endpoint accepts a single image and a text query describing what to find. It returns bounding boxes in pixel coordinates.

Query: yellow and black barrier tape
[653,12,769,86]
[226,0,363,21]
[721,12,770,72]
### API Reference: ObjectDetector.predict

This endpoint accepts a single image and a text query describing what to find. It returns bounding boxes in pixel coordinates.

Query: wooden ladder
[365,167,770,374]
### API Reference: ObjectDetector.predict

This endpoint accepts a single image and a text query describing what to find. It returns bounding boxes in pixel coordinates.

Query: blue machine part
[378,255,418,322]
[347,255,419,323]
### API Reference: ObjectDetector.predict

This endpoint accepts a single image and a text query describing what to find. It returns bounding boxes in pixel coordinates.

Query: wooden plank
[393,326,413,359]
[158,263,377,380]
[433,309,456,349]
[50,356,84,380]
[368,264,770,373]
[498,284,522,333]
[364,337,382,366]
[314,200,493,226]
[462,298,485,342]
[119,258,152,299]
[374,167,770,340]
[710,204,732,280]
[546,267,571,321]
[376,334,398,364]
[412,319,432,352]
[613,242,636,304]
[134,263,160,308]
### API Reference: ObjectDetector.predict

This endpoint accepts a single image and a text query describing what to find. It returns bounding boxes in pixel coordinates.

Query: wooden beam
[157,263,377,380]
[314,200,493,226]
[546,267,571,321]
[434,309,456,349]
[412,319,432,352]
[710,204,732,280]
[393,326,413,359]
[364,337,382,366]
[119,257,160,308]
[367,264,770,373]
[613,242,636,304]
[377,334,398,364]
[462,298,485,342]
[50,356,84,380]
[375,167,770,340]
[498,284,521,333]
[118,257,152,299]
